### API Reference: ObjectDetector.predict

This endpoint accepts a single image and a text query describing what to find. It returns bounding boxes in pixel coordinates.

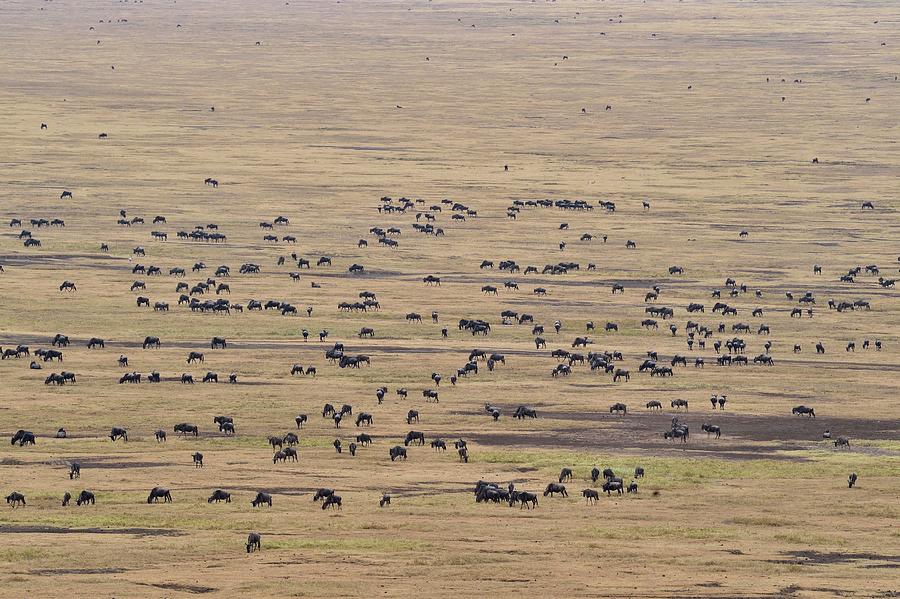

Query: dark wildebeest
[792,406,815,418]
[312,488,334,502]
[174,423,199,436]
[322,494,342,510]
[390,446,408,461]
[69,463,81,479]
[543,483,568,497]
[609,402,627,415]
[848,473,857,488]
[559,468,574,483]
[251,492,273,507]
[109,427,128,442]
[603,480,624,495]
[11,430,36,446]
[76,490,96,506]
[208,489,231,503]
[380,494,391,508]
[247,532,261,553]
[295,414,308,429]
[404,431,425,446]
[192,452,204,467]
[583,489,600,504]
[6,492,26,507]
[147,487,172,503]
[635,467,645,478]
[155,429,167,442]
[701,423,722,439]
[517,491,539,509]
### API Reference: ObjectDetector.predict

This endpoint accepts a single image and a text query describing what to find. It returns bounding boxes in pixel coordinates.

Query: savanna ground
[0,0,899,596]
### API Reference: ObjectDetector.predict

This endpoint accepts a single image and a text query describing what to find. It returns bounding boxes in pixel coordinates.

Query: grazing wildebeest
[208,489,231,503]
[559,468,574,482]
[187,351,204,363]
[6,492,26,507]
[609,402,627,415]
[792,406,815,418]
[543,483,568,497]
[246,532,262,553]
[602,480,624,495]
[848,473,857,488]
[69,463,81,479]
[251,492,273,507]
[155,429,167,442]
[147,487,172,503]
[834,437,850,449]
[404,431,425,446]
[646,400,662,410]
[356,412,373,427]
[635,467,645,478]
[76,490,96,505]
[109,427,127,442]
[406,410,419,424]
[192,452,204,468]
[295,414,308,429]
[211,337,226,349]
[430,439,446,451]
[312,488,334,502]
[390,446,407,461]
[322,494,342,510]
[583,489,600,504]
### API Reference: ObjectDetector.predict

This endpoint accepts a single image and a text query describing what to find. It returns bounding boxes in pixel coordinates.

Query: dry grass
[0,0,899,596]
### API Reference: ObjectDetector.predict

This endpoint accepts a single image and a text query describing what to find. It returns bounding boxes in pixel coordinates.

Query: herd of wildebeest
[2,188,895,552]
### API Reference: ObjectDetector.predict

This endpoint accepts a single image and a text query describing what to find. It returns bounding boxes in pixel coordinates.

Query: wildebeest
[192,452,204,467]
[76,490,96,506]
[602,480,624,495]
[313,488,334,502]
[582,489,600,504]
[543,483,568,497]
[6,492,26,507]
[848,473,857,488]
[646,400,662,410]
[147,487,172,503]
[322,494,342,510]
[246,532,261,553]
[559,468,574,482]
[174,423,199,436]
[671,399,689,411]
[109,427,128,442]
[390,446,408,461]
[208,489,231,503]
[834,437,850,449]
[69,463,81,479]
[701,423,722,439]
[609,402,627,415]
[251,492,273,507]
[404,431,425,446]
[792,405,815,418]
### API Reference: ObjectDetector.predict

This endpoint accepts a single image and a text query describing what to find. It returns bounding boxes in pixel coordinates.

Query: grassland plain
[0,0,898,597]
